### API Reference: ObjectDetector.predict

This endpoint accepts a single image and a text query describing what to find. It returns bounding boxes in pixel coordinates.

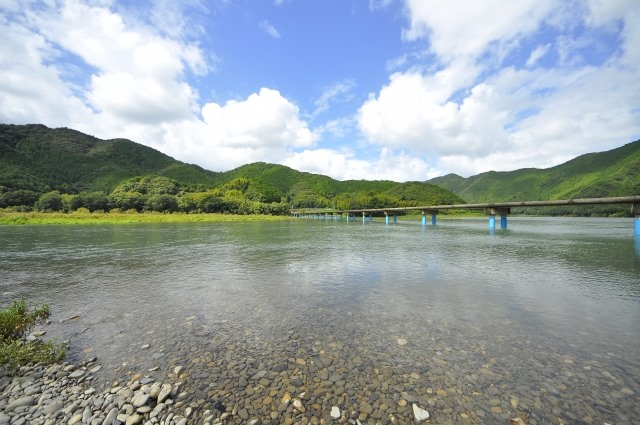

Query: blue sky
[1,0,639,180]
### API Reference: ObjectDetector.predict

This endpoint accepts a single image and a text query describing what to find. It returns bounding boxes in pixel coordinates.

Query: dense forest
[1,124,638,216]
[0,124,463,214]
[427,139,640,216]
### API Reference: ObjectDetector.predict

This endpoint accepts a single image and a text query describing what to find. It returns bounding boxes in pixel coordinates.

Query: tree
[108,191,146,212]
[146,194,178,212]
[0,190,39,208]
[71,191,110,212]
[36,191,63,211]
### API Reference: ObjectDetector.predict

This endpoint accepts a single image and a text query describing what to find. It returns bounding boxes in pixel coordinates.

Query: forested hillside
[428,139,640,215]
[0,124,463,214]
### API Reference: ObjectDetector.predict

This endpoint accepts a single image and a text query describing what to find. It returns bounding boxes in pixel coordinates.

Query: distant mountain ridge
[1,124,637,215]
[427,140,640,203]
[0,124,463,212]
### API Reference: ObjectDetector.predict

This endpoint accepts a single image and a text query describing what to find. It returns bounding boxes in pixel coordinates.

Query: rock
[330,406,340,419]
[125,413,143,425]
[131,392,149,408]
[5,396,35,412]
[292,399,305,413]
[102,407,118,425]
[173,366,184,375]
[157,383,172,403]
[68,414,83,425]
[412,404,430,422]
[69,369,85,379]
[44,400,64,416]
[397,338,408,346]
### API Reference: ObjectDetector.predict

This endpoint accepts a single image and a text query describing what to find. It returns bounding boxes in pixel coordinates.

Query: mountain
[0,124,463,212]
[0,124,221,194]
[428,140,640,202]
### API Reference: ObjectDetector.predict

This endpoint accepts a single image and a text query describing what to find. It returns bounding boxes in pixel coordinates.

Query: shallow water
[1,217,639,423]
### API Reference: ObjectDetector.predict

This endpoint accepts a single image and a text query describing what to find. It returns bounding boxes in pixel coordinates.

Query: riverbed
[1,217,639,424]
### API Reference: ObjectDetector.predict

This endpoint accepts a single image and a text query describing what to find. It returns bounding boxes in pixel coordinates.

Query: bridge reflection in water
[292,196,640,236]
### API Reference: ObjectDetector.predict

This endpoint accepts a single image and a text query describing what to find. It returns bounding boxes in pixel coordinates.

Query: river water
[1,217,639,424]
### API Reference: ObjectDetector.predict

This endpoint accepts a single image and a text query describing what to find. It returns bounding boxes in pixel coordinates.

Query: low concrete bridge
[292,196,640,236]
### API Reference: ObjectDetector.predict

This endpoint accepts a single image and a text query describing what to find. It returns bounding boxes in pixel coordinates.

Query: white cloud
[283,148,436,181]
[526,44,551,67]
[402,0,555,63]
[259,20,281,39]
[313,79,356,116]
[353,0,640,177]
[201,88,316,149]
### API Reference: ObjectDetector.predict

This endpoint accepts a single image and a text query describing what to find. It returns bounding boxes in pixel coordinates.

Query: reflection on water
[1,217,639,422]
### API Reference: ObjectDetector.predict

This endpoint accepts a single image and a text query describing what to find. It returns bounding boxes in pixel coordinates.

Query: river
[1,217,639,424]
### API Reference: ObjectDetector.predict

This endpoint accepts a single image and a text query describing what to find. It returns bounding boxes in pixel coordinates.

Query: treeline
[0,176,289,215]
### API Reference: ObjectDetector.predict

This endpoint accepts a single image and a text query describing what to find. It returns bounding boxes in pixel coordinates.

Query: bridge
[292,195,640,236]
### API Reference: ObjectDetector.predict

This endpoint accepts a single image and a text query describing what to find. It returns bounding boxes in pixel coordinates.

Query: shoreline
[0,212,291,226]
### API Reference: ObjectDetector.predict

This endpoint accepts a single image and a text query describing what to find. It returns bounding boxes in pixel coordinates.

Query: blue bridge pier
[486,207,510,229]
[420,209,438,226]
[634,203,640,236]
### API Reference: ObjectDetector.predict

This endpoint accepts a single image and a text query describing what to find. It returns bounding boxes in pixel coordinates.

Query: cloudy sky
[1,0,639,180]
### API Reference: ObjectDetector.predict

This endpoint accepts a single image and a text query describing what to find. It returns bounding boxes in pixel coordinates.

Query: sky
[1,0,639,181]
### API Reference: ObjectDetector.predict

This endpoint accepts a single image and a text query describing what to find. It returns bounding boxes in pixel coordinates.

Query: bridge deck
[292,196,640,215]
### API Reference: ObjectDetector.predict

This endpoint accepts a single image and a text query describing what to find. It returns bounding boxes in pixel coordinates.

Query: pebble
[0,362,197,425]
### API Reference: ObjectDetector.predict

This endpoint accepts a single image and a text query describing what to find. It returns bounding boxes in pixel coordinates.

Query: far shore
[0,211,291,225]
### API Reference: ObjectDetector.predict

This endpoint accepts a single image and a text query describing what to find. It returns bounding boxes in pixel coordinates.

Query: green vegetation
[2,124,637,218]
[0,300,66,371]
[0,211,290,225]
[428,140,640,216]
[0,124,465,216]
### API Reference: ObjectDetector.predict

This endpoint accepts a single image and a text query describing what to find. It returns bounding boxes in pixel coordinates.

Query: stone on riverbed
[330,406,340,419]
[412,403,430,422]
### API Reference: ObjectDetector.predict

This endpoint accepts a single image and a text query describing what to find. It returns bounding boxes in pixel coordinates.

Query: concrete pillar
[394,214,397,224]
[369,214,373,222]
[421,211,427,226]
[385,212,389,224]
[486,208,510,230]
[362,212,366,224]
[634,204,640,236]
[431,214,437,225]
[489,215,496,229]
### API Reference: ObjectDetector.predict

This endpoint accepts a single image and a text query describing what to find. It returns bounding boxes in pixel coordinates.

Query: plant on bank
[0,299,66,371]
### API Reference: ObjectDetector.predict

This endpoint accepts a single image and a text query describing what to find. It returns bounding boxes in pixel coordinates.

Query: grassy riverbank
[0,211,291,225]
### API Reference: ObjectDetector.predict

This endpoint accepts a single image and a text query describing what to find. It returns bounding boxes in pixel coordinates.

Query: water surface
[1,217,638,423]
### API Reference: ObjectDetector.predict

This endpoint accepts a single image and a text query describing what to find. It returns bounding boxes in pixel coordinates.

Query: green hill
[0,124,464,213]
[427,140,640,215]
[0,124,221,194]
[428,140,640,201]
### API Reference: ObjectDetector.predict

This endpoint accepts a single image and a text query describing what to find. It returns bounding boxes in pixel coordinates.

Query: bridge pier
[486,207,510,229]
[421,209,438,226]
[362,212,366,224]
[633,203,640,236]
[385,212,389,224]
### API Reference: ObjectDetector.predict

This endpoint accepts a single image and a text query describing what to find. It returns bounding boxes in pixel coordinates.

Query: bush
[0,300,66,371]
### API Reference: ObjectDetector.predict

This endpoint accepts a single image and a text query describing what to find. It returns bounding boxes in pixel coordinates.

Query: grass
[0,211,292,225]
[0,299,67,372]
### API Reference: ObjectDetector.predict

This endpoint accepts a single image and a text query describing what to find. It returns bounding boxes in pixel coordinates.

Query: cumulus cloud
[284,148,436,181]
[356,0,640,177]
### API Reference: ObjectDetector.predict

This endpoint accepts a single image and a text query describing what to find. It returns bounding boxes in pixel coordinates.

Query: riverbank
[0,360,211,425]
[0,212,290,225]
